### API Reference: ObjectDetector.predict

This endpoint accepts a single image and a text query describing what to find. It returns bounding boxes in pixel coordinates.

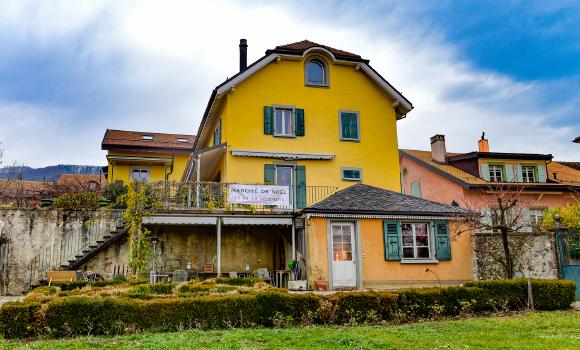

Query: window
[331,223,354,261]
[488,164,504,182]
[88,181,99,190]
[411,181,422,198]
[177,137,189,143]
[274,109,293,136]
[305,59,327,86]
[339,111,360,141]
[141,135,153,141]
[401,223,432,259]
[275,166,294,187]
[522,166,536,183]
[212,119,222,145]
[131,168,149,182]
[341,167,362,181]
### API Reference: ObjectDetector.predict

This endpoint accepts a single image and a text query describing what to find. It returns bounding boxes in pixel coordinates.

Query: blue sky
[0,0,578,167]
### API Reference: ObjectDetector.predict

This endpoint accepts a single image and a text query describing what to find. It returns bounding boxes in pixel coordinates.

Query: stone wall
[473,232,559,280]
[0,208,120,295]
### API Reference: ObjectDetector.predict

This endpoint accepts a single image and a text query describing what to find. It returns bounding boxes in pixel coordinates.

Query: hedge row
[0,279,575,339]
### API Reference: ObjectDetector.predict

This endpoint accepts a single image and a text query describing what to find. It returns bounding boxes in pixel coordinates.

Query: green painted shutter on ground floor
[295,166,306,209]
[264,164,275,184]
[383,221,401,260]
[434,221,451,260]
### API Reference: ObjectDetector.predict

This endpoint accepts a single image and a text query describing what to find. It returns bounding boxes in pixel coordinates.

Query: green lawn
[1,311,578,350]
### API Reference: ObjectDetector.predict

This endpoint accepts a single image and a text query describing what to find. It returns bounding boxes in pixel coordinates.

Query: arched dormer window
[305,58,328,87]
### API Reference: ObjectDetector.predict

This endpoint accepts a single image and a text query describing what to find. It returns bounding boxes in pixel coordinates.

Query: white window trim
[521,165,537,183]
[338,110,361,142]
[130,167,150,182]
[488,164,504,182]
[273,106,295,137]
[341,167,362,181]
[400,222,435,260]
[305,57,329,87]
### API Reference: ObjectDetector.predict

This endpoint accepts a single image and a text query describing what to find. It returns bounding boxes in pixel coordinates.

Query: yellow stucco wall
[305,217,473,289]
[107,151,189,183]
[203,54,401,191]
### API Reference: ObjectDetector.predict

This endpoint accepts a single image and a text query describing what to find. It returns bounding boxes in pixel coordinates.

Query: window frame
[521,165,537,183]
[212,118,222,145]
[130,167,150,182]
[341,167,362,181]
[488,164,504,182]
[338,110,361,142]
[528,207,546,232]
[400,222,434,261]
[304,57,329,87]
[273,107,295,137]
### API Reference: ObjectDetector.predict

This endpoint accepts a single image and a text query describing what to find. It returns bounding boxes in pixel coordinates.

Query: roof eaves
[399,150,472,188]
[301,207,465,217]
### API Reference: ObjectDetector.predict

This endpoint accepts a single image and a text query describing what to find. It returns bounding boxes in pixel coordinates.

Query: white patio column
[291,219,296,260]
[216,217,221,276]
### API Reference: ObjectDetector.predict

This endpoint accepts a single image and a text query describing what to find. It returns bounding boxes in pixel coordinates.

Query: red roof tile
[102,129,195,150]
[272,40,362,59]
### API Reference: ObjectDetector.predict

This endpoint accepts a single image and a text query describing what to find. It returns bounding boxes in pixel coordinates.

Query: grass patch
[0,311,578,349]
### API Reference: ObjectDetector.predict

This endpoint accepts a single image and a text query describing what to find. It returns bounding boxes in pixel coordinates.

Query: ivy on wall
[122,182,161,276]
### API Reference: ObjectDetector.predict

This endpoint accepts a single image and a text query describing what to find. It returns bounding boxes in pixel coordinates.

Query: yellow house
[85,41,473,291]
[184,40,413,205]
[102,129,194,183]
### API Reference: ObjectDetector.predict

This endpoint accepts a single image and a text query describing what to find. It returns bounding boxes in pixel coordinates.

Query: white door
[331,222,357,287]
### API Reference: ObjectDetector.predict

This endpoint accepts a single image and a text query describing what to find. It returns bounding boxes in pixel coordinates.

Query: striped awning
[222,217,293,226]
[231,149,334,160]
[142,216,217,225]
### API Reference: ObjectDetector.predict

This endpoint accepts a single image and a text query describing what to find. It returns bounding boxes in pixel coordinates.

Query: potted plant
[311,265,328,291]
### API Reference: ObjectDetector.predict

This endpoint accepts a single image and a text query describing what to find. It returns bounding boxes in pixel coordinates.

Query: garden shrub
[53,280,120,291]
[0,302,40,339]
[0,279,574,339]
[215,277,258,287]
[52,192,99,211]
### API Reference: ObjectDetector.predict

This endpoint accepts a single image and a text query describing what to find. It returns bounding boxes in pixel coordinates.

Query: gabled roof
[303,184,466,216]
[400,149,580,190]
[192,40,413,152]
[102,129,195,151]
[267,40,364,61]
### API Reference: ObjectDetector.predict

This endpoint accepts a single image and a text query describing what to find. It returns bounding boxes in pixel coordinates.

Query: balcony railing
[149,181,337,212]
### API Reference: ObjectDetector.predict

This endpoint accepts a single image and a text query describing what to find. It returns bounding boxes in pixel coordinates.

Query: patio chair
[254,268,274,285]
[228,271,238,278]
[173,269,188,282]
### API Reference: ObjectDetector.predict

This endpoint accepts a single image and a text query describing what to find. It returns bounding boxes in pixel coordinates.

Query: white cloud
[0,0,577,167]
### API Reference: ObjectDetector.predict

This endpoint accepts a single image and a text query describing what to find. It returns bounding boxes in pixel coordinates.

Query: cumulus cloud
[0,0,577,166]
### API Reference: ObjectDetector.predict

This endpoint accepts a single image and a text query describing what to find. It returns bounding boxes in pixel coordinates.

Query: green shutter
[505,165,514,182]
[383,221,401,260]
[434,222,451,261]
[264,106,274,135]
[537,165,547,183]
[295,165,306,209]
[480,163,490,181]
[264,164,275,184]
[340,112,359,140]
[411,182,422,198]
[515,164,523,182]
[295,108,305,136]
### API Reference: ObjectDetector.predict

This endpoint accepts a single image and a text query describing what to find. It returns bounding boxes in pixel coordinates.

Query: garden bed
[0,278,575,339]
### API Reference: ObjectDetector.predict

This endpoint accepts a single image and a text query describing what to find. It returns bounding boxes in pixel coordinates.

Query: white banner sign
[228,184,290,206]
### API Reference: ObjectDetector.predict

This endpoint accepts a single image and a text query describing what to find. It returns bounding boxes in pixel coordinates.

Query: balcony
[148,181,337,213]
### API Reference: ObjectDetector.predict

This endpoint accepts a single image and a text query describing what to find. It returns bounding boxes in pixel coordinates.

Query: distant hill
[0,164,104,181]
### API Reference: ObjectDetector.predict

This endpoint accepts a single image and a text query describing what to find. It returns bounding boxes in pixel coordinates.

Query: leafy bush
[134,283,175,295]
[0,279,574,339]
[52,280,120,291]
[0,302,40,339]
[105,181,129,209]
[52,192,99,211]
[215,277,257,287]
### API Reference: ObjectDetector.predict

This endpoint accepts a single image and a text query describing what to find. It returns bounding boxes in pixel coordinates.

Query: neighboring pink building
[399,135,579,223]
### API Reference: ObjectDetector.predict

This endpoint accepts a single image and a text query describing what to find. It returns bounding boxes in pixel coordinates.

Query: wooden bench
[47,271,77,285]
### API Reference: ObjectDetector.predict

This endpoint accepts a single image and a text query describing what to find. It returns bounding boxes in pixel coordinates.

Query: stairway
[28,211,125,289]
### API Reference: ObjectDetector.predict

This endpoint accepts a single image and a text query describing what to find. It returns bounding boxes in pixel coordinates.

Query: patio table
[275,270,291,288]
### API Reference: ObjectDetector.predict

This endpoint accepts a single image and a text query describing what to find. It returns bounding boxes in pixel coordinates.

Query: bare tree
[455,183,532,279]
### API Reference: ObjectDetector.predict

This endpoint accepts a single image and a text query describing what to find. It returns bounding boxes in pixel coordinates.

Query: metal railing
[149,181,338,212]
[28,210,124,287]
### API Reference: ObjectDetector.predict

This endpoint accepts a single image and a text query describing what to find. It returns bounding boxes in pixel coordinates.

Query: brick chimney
[239,39,248,72]
[478,132,489,152]
[430,134,447,163]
